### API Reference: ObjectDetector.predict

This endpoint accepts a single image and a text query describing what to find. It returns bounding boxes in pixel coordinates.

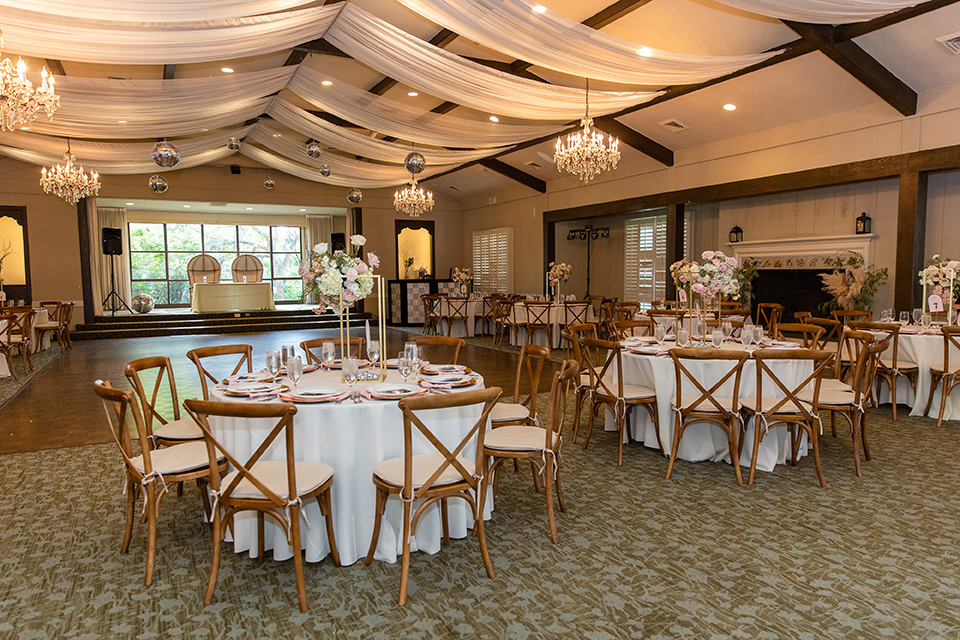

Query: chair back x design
[775,323,826,349]
[186,344,253,400]
[411,335,465,364]
[300,337,365,364]
[524,301,553,346]
[444,296,470,336]
[612,318,653,340]
[125,356,202,444]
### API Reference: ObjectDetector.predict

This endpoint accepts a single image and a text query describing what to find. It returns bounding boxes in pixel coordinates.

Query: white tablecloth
[511,303,594,349]
[439,299,485,337]
[605,342,812,472]
[191,282,275,313]
[0,308,49,377]
[209,368,491,566]
[0,318,7,377]
[874,330,960,420]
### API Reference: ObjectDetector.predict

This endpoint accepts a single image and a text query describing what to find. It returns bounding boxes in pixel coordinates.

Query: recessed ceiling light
[221,67,234,73]
[183,205,191,208]
[489,115,499,123]
[299,208,306,212]
[637,46,652,57]
[246,207,253,210]
[407,91,419,97]
[723,103,737,111]
[125,202,135,206]
[321,80,333,86]
[533,5,546,13]
[117,120,127,124]
[272,133,281,137]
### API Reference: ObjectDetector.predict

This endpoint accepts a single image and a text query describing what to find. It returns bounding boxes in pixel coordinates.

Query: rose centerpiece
[452,267,473,294]
[300,234,379,314]
[548,262,572,301]
[670,250,741,310]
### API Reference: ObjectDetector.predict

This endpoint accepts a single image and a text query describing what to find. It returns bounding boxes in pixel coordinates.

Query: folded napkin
[420,380,454,389]
[360,388,374,400]
[245,389,283,398]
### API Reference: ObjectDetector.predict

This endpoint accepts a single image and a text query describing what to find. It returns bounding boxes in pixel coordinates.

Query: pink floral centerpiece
[300,234,379,314]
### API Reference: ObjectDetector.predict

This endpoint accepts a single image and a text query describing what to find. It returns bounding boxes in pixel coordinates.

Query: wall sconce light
[855,212,872,234]
[728,225,743,243]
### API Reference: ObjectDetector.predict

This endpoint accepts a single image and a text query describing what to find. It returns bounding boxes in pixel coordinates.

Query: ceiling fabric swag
[0,3,342,64]
[0,126,254,162]
[711,0,922,23]
[395,0,780,86]
[239,144,412,188]
[248,124,454,181]
[324,3,661,121]
[0,0,316,22]
[25,97,272,139]
[267,100,506,165]
[0,145,235,174]
[289,66,563,148]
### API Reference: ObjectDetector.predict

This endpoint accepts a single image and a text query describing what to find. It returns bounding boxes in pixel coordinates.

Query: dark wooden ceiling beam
[583,0,655,29]
[834,0,960,41]
[479,158,546,193]
[368,29,459,96]
[162,64,176,80]
[464,57,547,83]
[593,117,673,166]
[44,59,65,76]
[783,20,917,116]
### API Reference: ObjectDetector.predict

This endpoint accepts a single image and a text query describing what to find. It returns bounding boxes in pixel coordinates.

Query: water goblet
[287,356,303,389]
[342,357,360,400]
[397,355,413,384]
[711,328,724,349]
[266,351,281,379]
[721,320,733,340]
[913,308,923,325]
[922,313,932,331]
[753,325,764,346]
[654,323,666,347]
[677,326,690,348]
[899,311,910,328]
[367,339,380,364]
[321,341,337,367]
[281,345,296,367]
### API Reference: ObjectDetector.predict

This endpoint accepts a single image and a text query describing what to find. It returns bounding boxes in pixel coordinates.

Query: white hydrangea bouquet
[452,267,473,285]
[300,234,379,314]
[670,250,741,303]
[919,254,960,298]
[548,261,572,285]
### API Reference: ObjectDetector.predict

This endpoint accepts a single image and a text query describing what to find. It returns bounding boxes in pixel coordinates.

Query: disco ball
[306,140,322,159]
[264,176,275,190]
[319,164,331,177]
[151,139,180,168]
[346,188,363,205]
[148,174,168,194]
[404,151,426,175]
[227,137,240,151]
[132,293,154,314]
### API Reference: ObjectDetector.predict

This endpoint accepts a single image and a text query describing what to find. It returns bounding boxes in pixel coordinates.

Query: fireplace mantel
[727,234,876,270]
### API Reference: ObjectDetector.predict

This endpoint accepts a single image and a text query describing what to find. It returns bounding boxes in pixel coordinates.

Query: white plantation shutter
[624,214,688,309]
[472,227,513,294]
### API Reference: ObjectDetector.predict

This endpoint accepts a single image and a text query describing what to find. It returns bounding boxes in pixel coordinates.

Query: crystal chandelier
[394,176,433,217]
[554,79,619,182]
[40,140,100,205]
[0,31,59,131]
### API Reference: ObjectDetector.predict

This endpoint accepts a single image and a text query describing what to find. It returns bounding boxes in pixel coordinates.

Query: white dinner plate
[428,374,476,387]
[368,383,427,399]
[225,372,274,383]
[421,364,467,375]
[286,387,341,400]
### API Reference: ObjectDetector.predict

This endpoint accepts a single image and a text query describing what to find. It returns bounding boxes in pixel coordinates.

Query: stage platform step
[73,307,373,340]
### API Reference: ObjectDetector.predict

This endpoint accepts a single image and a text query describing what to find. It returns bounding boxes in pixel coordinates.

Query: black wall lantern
[728,225,743,243]
[855,212,872,234]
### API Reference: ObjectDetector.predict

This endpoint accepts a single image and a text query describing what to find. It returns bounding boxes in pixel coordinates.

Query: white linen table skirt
[439,299,485,337]
[0,318,8,377]
[210,368,491,566]
[191,282,276,313]
[873,330,960,420]
[511,303,594,349]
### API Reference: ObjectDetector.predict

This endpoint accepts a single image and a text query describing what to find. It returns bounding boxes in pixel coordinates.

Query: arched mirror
[395,220,435,279]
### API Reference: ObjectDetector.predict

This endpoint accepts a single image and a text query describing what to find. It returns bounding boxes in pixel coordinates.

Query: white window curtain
[289,67,563,148]
[267,100,507,165]
[95,207,132,316]
[396,0,779,86]
[712,0,922,23]
[0,0,317,22]
[306,215,333,252]
[472,227,513,295]
[0,4,342,65]
[325,3,661,121]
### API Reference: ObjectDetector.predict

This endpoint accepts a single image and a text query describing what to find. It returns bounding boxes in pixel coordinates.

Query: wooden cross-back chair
[0,308,36,377]
[848,321,918,421]
[444,296,470,337]
[34,301,67,352]
[482,360,579,543]
[524,301,553,346]
[775,323,826,349]
[184,399,340,613]
[803,316,842,349]
[300,337,365,365]
[581,336,661,465]
[94,380,225,586]
[475,295,497,336]
[756,303,784,333]
[411,335,465,365]
[364,386,502,605]
[420,294,443,336]
[491,297,515,348]
[612,318,653,340]
[924,326,960,428]
[490,343,550,426]
[741,349,834,487]
[186,344,253,400]
[586,295,604,318]
[565,323,599,444]
[615,302,640,322]
[831,309,872,325]
[667,349,750,485]
[125,356,203,445]
[560,300,591,355]
[598,298,619,338]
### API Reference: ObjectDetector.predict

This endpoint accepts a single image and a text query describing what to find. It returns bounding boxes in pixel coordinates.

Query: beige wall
[925,169,960,260]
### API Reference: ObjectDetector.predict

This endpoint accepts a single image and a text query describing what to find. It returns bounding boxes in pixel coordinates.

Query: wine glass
[899,311,910,328]
[753,325,764,346]
[654,323,666,348]
[367,339,380,364]
[721,320,733,341]
[281,345,296,367]
[711,328,724,349]
[287,356,303,389]
[397,354,413,384]
[342,357,360,401]
[879,309,890,323]
[922,313,932,331]
[676,326,690,348]
[740,326,751,351]
[266,351,281,379]
[321,341,337,367]
[913,308,923,325]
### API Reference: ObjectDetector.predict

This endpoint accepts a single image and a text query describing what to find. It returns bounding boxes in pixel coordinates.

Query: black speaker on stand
[101,227,132,316]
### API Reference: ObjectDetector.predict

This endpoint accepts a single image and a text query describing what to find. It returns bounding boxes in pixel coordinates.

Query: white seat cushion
[740,396,807,415]
[490,402,530,423]
[484,426,557,452]
[222,460,334,500]
[799,387,856,406]
[671,395,739,413]
[821,378,852,392]
[879,358,918,371]
[131,441,220,476]
[153,418,203,441]
[373,453,474,489]
[596,380,656,400]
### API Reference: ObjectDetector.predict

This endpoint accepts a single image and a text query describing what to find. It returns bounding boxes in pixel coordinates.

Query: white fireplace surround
[726,233,877,269]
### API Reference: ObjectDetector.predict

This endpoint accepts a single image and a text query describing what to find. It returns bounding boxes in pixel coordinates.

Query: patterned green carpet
[0,348,61,409]
[2,402,960,638]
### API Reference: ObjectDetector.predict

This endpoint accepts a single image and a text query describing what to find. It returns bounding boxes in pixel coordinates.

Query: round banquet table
[604,340,814,472]
[209,366,490,566]
[438,298,485,337]
[510,302,595,349]
[873,328,960,420]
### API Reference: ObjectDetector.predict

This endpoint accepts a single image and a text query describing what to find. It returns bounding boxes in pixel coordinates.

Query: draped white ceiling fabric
[325,3,661,120]
[0,0,315,22]
[267,100,505,165]
[240,143,411,188]
[0,3,342,64]
[395,0,779,86]
[711,0,922,23]
[0,145,236,174]
[288,66,564,148]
